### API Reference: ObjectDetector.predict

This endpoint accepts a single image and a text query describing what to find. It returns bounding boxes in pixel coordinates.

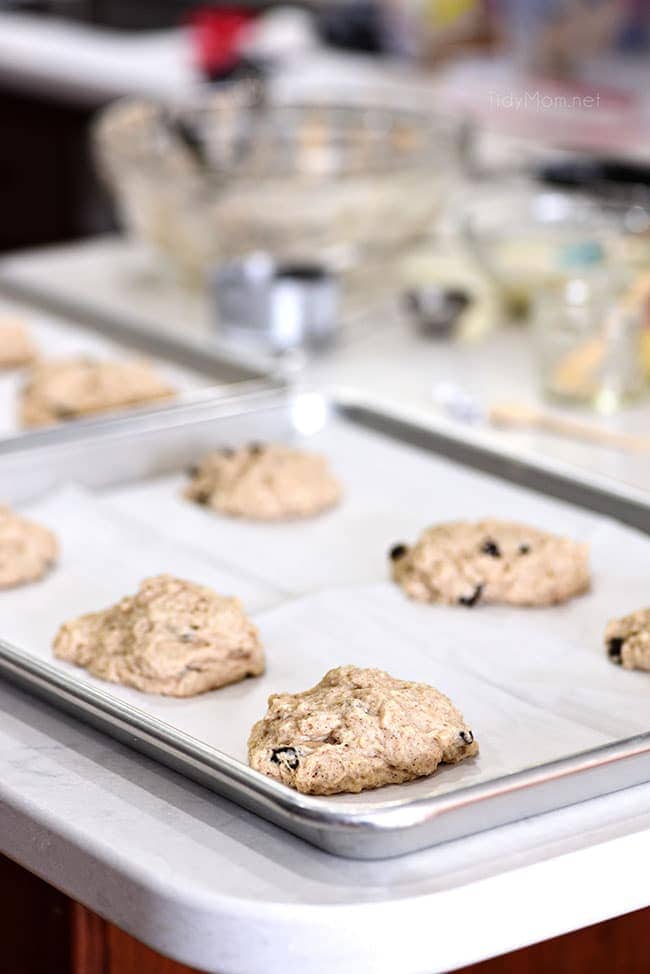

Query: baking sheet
[0,298,219,440]
[1,414,648,819]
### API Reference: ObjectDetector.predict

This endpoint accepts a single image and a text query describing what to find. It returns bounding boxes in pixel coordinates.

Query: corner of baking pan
[0,380,290,459]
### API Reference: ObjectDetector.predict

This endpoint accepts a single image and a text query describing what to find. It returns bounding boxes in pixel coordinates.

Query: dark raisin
[607,637,624,663]
[459,584,483,607]
[389,543,408,561]
[54,406,77,420]
[459,729,474,745]
[518,544,531,555]
[193,490,210,505]
[248,442,264,455]
[481,539,501,558]
[186,465,199,478]
[270,746,300,770]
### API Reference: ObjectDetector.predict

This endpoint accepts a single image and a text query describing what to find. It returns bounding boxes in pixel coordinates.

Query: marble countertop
[0,238,649,972]
[2,237,649,498]
[2,677,650,974]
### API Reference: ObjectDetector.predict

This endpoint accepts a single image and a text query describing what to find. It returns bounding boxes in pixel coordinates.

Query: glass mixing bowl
[460,185,650,321]
[94,92,462,284]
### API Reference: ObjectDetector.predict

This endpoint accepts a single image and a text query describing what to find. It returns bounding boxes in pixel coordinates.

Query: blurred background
[1,0,648,250]
[1,0,650,459]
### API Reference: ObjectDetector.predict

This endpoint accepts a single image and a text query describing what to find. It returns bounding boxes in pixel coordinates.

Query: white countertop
[2,237,649,498]
[2,677,649,974]
[0,236,649,972]
[0,13,199,105]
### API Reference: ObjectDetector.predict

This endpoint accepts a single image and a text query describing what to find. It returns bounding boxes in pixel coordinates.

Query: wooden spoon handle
[489,401,650,454]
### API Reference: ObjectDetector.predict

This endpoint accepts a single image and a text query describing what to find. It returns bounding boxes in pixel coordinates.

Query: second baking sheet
[0,299,229,439]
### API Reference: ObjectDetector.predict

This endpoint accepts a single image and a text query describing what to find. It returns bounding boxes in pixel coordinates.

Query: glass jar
[534,263,646,413]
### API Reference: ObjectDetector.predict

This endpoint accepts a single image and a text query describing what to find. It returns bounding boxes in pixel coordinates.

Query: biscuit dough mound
[248,665,478,795]
[185,443,342,520]
[0,321,37,368]
[20,357,175,427]
[53,574,265,696]
[0,506,58,588]
[390,519,589,608]
[605,609,650,672]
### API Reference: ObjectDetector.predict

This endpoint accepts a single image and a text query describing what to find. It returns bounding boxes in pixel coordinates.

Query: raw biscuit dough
[248,665,478,795]
[390,519,590,607]
[0,320,37,368]
[20,357,175,427]
[185,442,342,520]
[605,609,650,672]
[53,574,265,696]
[0,505,58,588]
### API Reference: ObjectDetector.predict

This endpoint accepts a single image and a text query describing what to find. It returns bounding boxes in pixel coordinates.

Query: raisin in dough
[185,443,342,520]
[0,320,37,368]
[248,665,478,795]
[605,609,650,672]
[20,357,175,427]
[53,574,265,696]
[0,505,58,588]
[390,519,589,607]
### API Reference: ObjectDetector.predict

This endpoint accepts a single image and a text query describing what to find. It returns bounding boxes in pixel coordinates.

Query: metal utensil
[212,254,340,352]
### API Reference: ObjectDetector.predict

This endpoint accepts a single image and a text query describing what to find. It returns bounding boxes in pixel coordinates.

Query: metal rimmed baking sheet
[0,392,648,859]
[0,290,280,446]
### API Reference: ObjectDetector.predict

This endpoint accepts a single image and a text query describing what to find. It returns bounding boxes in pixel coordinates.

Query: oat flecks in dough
[185,442,342,520]
[53,574,265,696]
[20,357,175,427]
[248,665,478,795]
[0,320,37,368]
[0,505,58,589]
[391,519,590,608]
[605,609,650,672]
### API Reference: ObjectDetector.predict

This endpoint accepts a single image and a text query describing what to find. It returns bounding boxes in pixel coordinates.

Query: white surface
[2,237,649,497]
[309,324,650,500]
[0,296,212,440]
[5,420,649,819]
[0,236,397,361]
[2,484,281,618]
[0,14,199,104]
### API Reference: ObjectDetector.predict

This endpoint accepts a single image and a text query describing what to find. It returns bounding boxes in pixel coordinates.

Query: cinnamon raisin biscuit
[53,574,264,696]
[390,519,589,607]
[185,442,342,520]
[20,357,175,427]
[0,320,37,368]
[248,665,478,795]
[605,609,650,672]
[0,505,58,588]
